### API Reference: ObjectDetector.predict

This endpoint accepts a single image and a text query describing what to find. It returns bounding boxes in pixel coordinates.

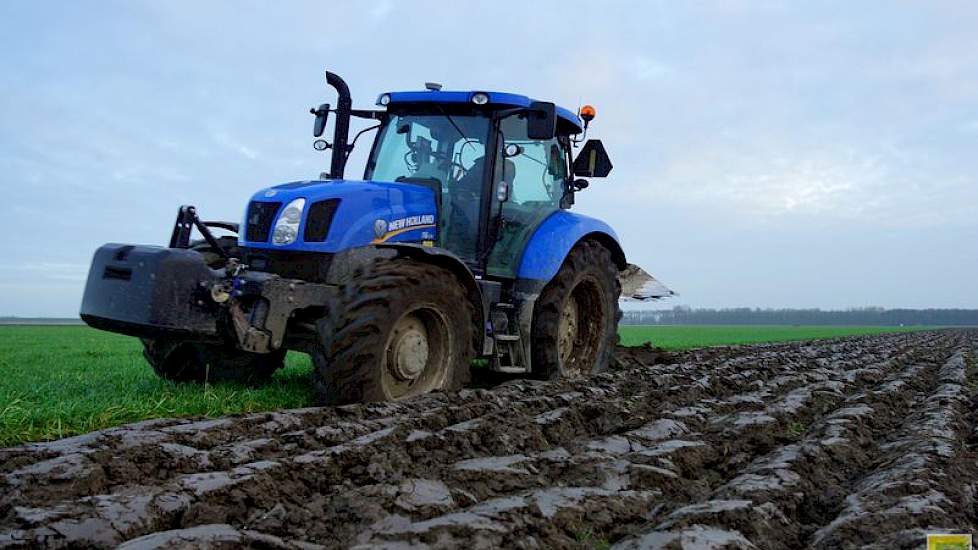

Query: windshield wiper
[435,106,478,155]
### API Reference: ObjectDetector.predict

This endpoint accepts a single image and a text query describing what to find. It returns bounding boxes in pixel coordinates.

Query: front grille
[241,248,334,283]
[245,201,281,242]
[303,199,340,242]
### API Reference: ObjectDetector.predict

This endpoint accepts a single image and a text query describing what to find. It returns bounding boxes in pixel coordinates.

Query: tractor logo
[371,214,436,243]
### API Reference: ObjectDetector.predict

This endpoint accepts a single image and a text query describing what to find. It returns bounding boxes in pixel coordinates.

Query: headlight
[471,92,489,105]
[377,93,391,106]
[272,198,305,245]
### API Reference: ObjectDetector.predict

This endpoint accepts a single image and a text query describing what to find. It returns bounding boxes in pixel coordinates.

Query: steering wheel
[424,150,466,178]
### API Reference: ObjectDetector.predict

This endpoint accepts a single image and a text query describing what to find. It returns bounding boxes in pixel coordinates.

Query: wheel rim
[557,278,604,378]
[558,294,580,367]
[383,306,451,399]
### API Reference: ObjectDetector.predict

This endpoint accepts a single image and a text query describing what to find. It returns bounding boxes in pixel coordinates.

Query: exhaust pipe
[325,70,352,179]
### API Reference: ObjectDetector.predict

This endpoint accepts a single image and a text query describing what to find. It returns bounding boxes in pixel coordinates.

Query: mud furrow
[810,345,978,549]
[1,330,976,549]
[611,333,957,549]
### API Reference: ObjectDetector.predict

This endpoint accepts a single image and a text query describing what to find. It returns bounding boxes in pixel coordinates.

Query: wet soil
[2,330,977,549]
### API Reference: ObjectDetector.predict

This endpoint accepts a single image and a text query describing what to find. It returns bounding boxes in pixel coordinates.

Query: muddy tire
[531,240,621,380]
[312,259,474,405]
[141,339,286,385]
[139,236,283,385]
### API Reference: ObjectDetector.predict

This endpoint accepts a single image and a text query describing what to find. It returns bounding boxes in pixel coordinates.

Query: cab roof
[378,90,584,134]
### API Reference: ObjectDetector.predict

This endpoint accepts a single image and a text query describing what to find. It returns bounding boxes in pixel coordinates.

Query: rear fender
[514,213,675,300]
[517,211,626,283]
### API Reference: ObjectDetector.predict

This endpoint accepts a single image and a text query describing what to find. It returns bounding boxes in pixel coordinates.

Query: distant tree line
[621,307,978,326]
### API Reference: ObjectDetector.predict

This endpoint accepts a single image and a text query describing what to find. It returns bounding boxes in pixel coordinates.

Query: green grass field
[0,324,926,447]
[618,324,923,348]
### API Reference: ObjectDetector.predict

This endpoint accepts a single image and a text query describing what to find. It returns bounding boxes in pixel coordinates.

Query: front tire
[141,339,286,385]
[531,240,621,380]
[139,237,286,385]
[313,259,474,405]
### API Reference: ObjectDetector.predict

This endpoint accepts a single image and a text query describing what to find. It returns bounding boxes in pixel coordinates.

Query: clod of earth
[1,330,977,549]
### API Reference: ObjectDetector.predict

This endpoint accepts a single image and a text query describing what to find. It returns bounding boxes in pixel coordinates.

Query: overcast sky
[1,1,976,316]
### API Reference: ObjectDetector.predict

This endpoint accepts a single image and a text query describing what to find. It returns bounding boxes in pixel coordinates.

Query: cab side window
[498,116,566,206]
[486,116,570,277]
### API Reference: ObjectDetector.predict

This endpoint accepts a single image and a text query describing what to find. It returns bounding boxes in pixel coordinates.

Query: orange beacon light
[579,104,596,122]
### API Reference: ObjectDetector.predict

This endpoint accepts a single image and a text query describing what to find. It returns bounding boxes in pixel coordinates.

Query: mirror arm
[571,125,588,147]
[349,123,382,150]
[350,109,386,120]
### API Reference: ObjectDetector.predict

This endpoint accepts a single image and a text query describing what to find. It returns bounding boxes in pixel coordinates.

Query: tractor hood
[239,179,438,253]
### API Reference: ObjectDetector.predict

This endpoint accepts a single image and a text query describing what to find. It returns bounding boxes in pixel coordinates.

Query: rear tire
[141,339,286,385]
[312,259,474,405]
[531,240,621,380]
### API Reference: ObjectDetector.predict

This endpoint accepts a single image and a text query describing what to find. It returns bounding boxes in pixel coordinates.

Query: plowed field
[2,330,976,548]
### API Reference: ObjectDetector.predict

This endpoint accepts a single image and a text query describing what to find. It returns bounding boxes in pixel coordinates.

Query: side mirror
[311,103,330,137]
[527,101,556,140]
[573,139,613,177]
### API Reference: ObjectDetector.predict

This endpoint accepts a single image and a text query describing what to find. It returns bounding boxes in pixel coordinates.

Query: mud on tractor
[80,71,672,405]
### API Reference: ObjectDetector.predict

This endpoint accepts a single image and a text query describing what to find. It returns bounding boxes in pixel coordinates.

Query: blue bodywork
[240,180,438,252]
[241,179,624,284]
[241,91,621,284]
[517,210,623,282]
[380,90,584,134]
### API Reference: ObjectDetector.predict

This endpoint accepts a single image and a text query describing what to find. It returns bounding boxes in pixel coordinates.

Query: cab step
[492,332,528,373]
[494,365,527,374]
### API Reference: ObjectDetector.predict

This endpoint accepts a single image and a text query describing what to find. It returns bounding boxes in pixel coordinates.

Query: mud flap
[618,264,676,301]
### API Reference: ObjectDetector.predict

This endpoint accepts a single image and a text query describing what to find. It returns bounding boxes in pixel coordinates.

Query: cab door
[365,113,490,267]
[486,116,571,278]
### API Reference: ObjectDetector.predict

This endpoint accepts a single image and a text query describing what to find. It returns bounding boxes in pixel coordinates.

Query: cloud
[1,1,976,314]
[211,130,259,160]
[644,137,978,229]
[632,56,672,81]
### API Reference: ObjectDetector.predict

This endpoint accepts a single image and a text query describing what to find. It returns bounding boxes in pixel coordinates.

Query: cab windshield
[366,113,491,187]
[365,112,493,261]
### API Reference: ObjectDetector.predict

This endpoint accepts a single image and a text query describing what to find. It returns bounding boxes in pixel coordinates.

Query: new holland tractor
[80,71,671,405]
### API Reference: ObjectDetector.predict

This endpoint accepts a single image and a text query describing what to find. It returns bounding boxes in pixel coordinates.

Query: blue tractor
[80,72,670,404]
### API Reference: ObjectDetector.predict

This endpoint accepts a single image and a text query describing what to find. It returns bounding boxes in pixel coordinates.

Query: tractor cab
[315,86,613,278]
